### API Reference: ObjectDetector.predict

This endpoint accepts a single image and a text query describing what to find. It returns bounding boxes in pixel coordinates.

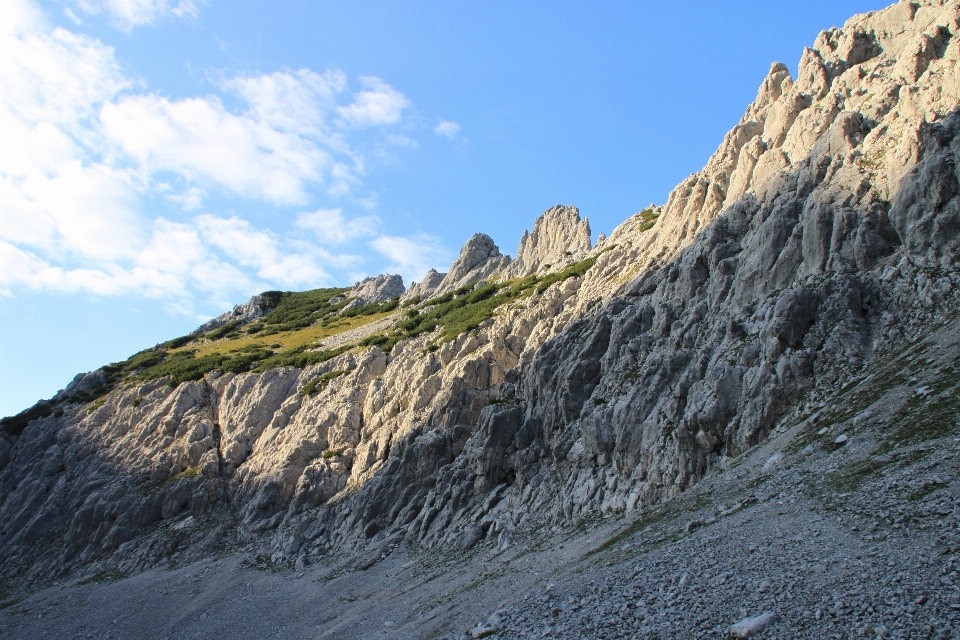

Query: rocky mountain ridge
[2,2,960,637]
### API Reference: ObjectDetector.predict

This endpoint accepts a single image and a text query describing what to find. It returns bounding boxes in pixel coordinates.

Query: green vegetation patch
[331,298,399,322]
[302,370,348,396]
[589,492,713,556]
[253,343,354,372]
[159,335,195,350]
[616,365,642,393]
[637,207,660,232]
[909,479,949,502]
[255,287,350,333]
[358,255,603,353]
[784,332,945,454]
[128,344,277,387]
[206,319,243,341]
[0,403,54,437]
[882,376,960,450]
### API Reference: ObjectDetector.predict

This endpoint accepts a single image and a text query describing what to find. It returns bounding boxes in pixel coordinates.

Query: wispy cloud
[101,93,338,205]
[295,208,381,244]
[338,76,410,127]
[0,0,450,315]
[369,234,451,285]
[434,120,460,139]
[74,0,201,31]
[221,69,346,137]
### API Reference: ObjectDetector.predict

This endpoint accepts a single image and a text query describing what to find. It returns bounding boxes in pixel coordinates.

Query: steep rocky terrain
[2,1,960,637]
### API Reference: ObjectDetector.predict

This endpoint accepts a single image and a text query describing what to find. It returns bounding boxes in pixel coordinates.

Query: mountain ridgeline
[2,0,960,611]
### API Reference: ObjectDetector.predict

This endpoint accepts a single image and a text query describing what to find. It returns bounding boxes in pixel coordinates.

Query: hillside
[2,1,960,637]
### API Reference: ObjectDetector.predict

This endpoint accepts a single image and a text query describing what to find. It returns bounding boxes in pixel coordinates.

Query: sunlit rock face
[1,0,960,588]
[501,204,592,279]
[346,274,405,307]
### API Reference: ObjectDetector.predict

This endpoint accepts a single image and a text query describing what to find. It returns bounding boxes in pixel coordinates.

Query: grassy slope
[1,249,622,435]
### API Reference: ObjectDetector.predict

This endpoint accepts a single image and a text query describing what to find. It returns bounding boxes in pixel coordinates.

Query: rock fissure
[3,2,960,637]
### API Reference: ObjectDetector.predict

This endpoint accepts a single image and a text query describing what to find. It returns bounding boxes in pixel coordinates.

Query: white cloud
[295,208,380,244]
[101,94,334,205]
[74,0,200,31]
[434,120,460,139]
[0,0,452,317]
[13,160,145,260]
[0,211,348,303]
[386,134,417,147]
[338,76,409,127]
[196,214,332,287]
[370,234,450,285]
[222,69,346,137]
[165,186,206,210]
[1,240,142,297]
[1,4,143,260]
[356,195,378,210]
[196,215,277,270]
[63,7,83,25]
[2,11,128,134]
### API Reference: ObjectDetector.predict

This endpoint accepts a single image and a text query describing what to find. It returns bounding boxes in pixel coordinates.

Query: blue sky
[1,0,889,416]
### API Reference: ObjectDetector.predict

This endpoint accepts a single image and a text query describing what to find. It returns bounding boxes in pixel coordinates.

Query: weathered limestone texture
[1,0,959,595]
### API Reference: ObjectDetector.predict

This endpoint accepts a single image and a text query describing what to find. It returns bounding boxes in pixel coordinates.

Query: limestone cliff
[501,205,592,278]
[1,0,959,589]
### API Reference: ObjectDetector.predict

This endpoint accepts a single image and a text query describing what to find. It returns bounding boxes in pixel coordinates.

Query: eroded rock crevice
[1,0,960,591]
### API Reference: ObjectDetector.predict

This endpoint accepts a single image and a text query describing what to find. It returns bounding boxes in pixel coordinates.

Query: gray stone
[457,525,484,551]
[194,294,270,335]
[728,611,776,637]
[346,274,405,307]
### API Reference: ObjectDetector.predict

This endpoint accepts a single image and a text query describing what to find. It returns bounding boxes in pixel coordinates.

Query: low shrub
[358,256,601,352]
[160,335,194,349]
[0,403,53,436]
[206,320,243,341]
[637,206,660,231]
[302,370,348,396]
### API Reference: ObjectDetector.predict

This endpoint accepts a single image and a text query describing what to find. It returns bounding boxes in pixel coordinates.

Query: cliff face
[2,0,960,587]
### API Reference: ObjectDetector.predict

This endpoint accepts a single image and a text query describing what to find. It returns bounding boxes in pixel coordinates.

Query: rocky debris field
[461,314,960,640]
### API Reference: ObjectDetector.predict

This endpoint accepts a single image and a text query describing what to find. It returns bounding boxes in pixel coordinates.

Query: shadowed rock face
[1,0,960,589]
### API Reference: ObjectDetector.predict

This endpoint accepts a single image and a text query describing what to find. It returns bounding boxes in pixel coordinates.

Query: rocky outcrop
[501,205,592,278]
[1,0,959,591]
[51,370,107,404]
[193,294,270,335]
[402,268,446,302]
[430,233,512,297]
[346,274,405,307]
